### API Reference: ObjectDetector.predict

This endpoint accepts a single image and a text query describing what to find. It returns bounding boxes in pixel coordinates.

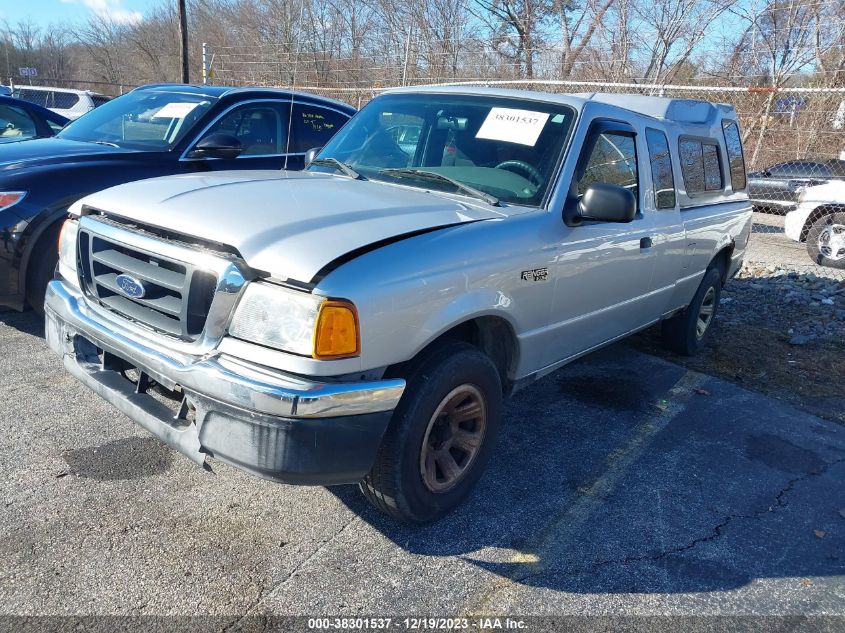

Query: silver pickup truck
[46,87,752,523]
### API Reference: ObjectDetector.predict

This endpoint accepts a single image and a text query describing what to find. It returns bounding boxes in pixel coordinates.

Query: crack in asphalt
[514,455,845,584]
[220,514,360,632]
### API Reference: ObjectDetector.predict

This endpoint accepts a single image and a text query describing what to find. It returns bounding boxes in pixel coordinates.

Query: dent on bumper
[44,280,404,484]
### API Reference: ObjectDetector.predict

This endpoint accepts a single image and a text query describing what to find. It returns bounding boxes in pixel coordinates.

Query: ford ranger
[45,87,752,523]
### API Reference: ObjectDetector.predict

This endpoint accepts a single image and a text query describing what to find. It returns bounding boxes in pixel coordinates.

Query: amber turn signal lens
[313,300,360,359]
[0,192,26,210]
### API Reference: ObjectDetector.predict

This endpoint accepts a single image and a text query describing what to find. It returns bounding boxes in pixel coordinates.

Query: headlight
[0,191,26,211]
[229,282,359,359]
[58,218,80,287]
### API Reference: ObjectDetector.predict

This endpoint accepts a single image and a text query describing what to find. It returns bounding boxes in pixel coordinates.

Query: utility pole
[178,0,190,83]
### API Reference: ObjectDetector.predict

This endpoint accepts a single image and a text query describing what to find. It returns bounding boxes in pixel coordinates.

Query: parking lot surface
[1,308,844,626]
[748,211,824,272]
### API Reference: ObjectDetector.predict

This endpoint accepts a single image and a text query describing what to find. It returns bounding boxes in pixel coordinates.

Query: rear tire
[806,212,845,270]
[662,267,722,356]
[360,343,502,524]
[25,222,62,317]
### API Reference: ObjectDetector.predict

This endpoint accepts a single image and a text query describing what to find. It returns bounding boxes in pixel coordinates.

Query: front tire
[360,343,502,523]
[662,267,722,356]
[806,212,845,270]
[25,222,62,316]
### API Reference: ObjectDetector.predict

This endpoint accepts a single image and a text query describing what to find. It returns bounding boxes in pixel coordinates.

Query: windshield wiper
[309,157,365,180]
[89,140,120,148]
[379,168,500,206]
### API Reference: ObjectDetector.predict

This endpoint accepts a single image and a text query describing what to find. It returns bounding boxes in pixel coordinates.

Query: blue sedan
[0,95,69,143]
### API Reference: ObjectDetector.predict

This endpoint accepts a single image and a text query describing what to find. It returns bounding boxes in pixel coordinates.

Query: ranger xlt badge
[521,267,548,282]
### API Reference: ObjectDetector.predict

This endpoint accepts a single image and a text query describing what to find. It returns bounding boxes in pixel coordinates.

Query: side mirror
[577,183,636,223]
[304,147,322,167]
[188,133,243,160]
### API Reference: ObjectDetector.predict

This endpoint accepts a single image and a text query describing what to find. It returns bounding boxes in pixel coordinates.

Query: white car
[12,85,110,120]
[785,180,845,269]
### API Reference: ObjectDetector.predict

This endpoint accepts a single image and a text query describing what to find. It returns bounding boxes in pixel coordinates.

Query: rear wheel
[662,267,722,356]
[25,222,62,316]
[360,343,502,523]
[806,212,845,270]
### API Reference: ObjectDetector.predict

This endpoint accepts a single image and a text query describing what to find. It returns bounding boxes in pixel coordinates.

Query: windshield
[310,93,575,206]
[57,90,216,150]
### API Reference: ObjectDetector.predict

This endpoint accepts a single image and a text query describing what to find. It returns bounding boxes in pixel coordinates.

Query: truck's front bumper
[45,280,405,485]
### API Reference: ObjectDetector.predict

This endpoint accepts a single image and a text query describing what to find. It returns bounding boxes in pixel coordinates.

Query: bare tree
[472,0,554,78]
[633,0,736,85]
[555,0,617,79]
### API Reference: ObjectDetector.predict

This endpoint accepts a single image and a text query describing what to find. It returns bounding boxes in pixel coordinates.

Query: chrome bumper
[45,280,404,418]
[45,280,405,484]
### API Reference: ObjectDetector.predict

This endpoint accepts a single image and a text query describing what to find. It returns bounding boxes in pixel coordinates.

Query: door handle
[640,237,653,249]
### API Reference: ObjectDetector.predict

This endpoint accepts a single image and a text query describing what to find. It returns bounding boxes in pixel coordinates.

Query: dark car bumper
[45,279,405,485]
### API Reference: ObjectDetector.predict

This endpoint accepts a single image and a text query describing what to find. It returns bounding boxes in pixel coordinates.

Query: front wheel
[806,212,845,270]
[662,267,722,356]
[360,343,502,523]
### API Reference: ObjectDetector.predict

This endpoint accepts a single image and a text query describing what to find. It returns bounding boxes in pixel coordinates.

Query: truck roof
[383,85,736,125]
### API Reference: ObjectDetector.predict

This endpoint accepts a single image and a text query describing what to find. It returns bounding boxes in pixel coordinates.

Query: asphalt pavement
[1,307,843,629]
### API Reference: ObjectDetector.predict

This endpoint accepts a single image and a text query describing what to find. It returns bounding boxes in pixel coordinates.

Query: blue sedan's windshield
[57,90,216,150]
[311,93,576,206]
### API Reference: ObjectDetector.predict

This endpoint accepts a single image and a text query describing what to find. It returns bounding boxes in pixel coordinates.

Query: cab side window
[577,132,638,202]
[645,128,676,209]
[202,103,287,156]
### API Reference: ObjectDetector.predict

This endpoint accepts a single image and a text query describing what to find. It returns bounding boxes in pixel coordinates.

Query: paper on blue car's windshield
[152,102,200,119]
[476,107,550,146]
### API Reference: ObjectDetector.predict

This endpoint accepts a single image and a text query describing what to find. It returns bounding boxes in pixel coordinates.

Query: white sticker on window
[152,102,200,119]
[476,108,550,146]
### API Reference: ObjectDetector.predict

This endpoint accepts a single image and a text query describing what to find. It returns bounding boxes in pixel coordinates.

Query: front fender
[408,289,520,361]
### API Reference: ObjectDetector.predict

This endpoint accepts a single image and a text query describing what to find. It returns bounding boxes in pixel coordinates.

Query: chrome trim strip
[45,280,405,418]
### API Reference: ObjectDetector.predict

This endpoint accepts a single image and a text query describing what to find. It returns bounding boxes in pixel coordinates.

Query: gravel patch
[630,262,845,425]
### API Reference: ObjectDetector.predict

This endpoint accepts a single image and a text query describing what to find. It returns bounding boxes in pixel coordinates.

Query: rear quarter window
[52,91,80,109]
[679,138,723,195]
[289,104,350,153]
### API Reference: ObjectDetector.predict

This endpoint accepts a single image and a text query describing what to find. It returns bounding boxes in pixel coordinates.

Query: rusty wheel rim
[419,384,487,493]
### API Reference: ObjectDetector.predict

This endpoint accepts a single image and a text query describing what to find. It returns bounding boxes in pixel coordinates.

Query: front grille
[78,229,218,341]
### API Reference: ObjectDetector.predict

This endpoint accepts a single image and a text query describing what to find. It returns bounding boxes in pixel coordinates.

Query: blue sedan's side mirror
[188,133,243,160]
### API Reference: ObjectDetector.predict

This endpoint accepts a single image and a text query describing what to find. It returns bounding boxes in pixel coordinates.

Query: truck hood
[799,179,845,204]
[79,170,508,282]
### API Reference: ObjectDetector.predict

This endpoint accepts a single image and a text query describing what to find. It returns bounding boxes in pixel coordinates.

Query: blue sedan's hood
[0,137,134,169]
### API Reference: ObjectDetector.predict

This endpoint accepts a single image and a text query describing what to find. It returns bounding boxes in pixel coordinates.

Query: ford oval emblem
[115,274,146,299]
